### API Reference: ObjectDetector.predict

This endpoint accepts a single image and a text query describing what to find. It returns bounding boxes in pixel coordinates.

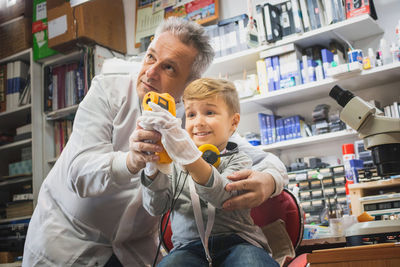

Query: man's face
[136,32,198,102]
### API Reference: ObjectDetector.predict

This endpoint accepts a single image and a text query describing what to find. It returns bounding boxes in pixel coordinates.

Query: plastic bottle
[342,143,356,215]
[379,38,391,65]
[395,19,400,44]
[246,0,259,48]
[390,42,398,63]
[376,51,383,67]
[368,48,375,67]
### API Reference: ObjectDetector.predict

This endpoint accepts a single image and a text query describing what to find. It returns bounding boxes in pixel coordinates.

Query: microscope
[329,85,400,246]
[329,85,400,177]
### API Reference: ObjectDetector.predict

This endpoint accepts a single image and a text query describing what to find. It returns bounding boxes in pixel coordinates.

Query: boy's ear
[231,113,240,130]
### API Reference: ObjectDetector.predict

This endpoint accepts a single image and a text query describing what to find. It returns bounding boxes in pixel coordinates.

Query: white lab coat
[23,59,288,266]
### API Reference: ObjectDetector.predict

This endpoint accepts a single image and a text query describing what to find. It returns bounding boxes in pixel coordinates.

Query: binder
[6,62,14,111]
[0,64,6,112]
[12,61,29,110]
[263,3,282,42]
[255,5,267,44]
[307,0,322,30]
[321,48,334,78]
[265,57,275,92]
[218,15,248,56]
[204,24,221,58]
[277,1,296,37]
[291,0,304,33]
[272,56,281,90]
[299,0,311,32]
[276,118,285,142]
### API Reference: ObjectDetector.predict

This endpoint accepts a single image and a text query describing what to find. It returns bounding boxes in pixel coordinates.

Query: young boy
[139,78,278,267]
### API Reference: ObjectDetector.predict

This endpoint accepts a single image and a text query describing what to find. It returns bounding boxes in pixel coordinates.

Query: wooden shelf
[0,49,30,64]
[45,104,79,120]
[0,216,31,224]
[259,129,357,152]
[0,262,22,267]
[40,50,82,67]
[0,139,31,153]
[348,178,400,216]
[205,15,383,77]
[239,61,400,113]
[0,105,31,130]
[47,157,58,164]
[0,176,32,187]
[349,178,400,190]
[259,14,382,57]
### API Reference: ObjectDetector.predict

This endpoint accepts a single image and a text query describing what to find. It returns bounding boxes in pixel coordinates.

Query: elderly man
[23,17,287,266]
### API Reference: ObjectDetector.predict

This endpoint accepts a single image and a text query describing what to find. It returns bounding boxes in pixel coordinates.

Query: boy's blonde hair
[183,78,240,115]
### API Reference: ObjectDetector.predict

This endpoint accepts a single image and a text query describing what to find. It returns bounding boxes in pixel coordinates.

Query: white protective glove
[144,162,158,176]
[138,102,202,166]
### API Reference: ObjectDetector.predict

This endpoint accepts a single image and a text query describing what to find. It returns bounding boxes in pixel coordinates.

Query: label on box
[48,15,67,39]
[36,2,47,21]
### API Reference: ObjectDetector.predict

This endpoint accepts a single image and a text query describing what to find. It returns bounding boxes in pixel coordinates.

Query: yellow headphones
[198,142,239,168]
[198,144,221,168]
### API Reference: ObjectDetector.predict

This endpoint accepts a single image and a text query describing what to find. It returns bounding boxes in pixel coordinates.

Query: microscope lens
[329,85,355,107]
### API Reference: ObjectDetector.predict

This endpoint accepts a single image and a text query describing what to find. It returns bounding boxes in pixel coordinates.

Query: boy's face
[185,96,240,151]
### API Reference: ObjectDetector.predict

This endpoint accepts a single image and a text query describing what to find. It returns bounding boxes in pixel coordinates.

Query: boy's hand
[138,103,202,165]
[222,170,276,210]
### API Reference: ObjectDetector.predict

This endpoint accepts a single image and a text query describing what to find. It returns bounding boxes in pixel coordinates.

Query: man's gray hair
[155,17,215,80]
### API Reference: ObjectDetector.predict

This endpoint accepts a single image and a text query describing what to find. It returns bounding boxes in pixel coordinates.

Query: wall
[122,1,400,165]
[123,0,138,56]
[231,0,400,165]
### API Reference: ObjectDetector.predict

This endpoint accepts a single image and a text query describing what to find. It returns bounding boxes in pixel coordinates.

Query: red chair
[160,188,305,264]
[250,188,304,251]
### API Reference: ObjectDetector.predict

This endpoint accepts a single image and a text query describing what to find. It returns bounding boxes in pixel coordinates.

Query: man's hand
[223,169,276,211]
[126,124,163,175]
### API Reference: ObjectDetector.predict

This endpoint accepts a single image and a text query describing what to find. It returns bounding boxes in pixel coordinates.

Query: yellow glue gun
[142,92,176,164]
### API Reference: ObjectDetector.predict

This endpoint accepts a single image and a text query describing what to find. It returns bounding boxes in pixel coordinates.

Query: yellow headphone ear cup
[198,144,221,168]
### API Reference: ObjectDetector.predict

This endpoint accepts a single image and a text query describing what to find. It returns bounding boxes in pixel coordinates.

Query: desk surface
[301,236,346,246]
[307,243,400,267]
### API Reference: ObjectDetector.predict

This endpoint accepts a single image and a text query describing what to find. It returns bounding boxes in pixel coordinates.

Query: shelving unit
[239,61,400,113]
[259,129,357,152]
[0,48,43,260]
[349,178,400,216]
[205,14,383,77]
[0,140,32,153]
[0,48,43,216]
[0,177,32,187]
[41,51,85,176]
[287,165,347,224]
[0,105,31,130]
[211,13,399,168]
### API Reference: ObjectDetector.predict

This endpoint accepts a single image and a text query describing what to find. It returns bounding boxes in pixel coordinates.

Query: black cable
[152,171,189,267]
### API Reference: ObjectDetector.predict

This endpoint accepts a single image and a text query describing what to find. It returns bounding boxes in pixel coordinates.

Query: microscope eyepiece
[329,85,355,107]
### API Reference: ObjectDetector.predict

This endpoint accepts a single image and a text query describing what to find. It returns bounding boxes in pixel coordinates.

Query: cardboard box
[47,0,126,54]
[0,252,20,263]
[33,0,58,61]
[8,159,32,176]
[0,0,33,24]
[47,0,66,10]
[0,17,32,60]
